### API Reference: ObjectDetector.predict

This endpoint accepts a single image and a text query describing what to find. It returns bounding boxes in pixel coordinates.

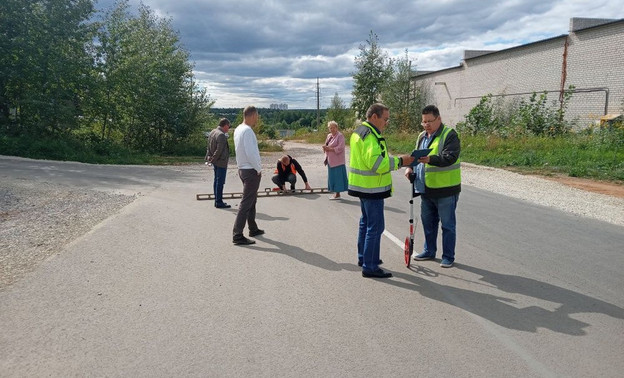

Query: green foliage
[513,89,573,136]
[457,87,575,138]
[289,128,344,144]
[351,31,392,119]
[211,108,325,132]
[459,133,623,181]
[92,1,213,153]
[1,0,96,136]
[1,0,213,159]
[583,119,624,150]
[457,95,505,136]
[382,132,421,154]
[381,50,427,133]
[257,123,277,139]
[324,93,355,130]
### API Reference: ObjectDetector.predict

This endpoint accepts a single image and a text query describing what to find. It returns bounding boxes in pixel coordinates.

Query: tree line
[1,1,427,161]
[213,108,325,130]
[0,0,212,154]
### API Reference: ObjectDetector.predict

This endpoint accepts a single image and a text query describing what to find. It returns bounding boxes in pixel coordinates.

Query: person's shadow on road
[246,236,358,272]
[383,263,624,336]
[255,212,289,221]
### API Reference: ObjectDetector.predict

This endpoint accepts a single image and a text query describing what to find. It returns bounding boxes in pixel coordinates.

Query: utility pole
[316,77,320,129]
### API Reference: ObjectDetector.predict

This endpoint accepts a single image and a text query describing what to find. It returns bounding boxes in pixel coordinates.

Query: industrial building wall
[414,20,623,128]
[565,21,624,123]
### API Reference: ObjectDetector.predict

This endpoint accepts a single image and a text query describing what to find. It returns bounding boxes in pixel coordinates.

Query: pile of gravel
[0,180,135,288]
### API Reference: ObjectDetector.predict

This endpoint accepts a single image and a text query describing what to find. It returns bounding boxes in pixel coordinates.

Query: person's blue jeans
[420,194,459,262]
[213,165,227,206]
[357,198,385,272]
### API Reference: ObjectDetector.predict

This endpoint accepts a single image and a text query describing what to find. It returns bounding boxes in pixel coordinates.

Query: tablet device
[410,148,432,164]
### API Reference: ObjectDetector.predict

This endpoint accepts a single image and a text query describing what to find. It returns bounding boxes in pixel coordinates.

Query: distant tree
[351,31,392,120]
[381,49,426,133]
[233,109,247,127]
[92,1,212,152]
[325,92,355,130]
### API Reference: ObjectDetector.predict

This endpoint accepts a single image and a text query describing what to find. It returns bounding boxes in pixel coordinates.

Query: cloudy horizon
[95,0,624,109]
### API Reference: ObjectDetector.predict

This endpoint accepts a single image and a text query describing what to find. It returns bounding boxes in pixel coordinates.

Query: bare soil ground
[537,175,624,199]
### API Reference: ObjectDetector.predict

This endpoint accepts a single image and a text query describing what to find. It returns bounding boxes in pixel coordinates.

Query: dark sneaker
[362,269,392,278]
[440,259,454,268]
[249,229,265,237]
[413,252,435,261]
[233,236,255,245]
[215,203,231,209]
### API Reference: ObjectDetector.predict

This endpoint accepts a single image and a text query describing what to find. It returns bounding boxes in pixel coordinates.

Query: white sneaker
[329,195,341,200]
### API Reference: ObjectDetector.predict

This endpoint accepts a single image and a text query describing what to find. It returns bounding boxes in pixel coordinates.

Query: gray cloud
[95,0,623,108]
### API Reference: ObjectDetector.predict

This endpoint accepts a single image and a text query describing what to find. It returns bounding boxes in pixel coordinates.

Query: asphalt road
[1,151,623,377]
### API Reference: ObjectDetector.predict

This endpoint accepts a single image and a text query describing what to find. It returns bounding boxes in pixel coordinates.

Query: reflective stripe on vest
[420,126,461,189]
[348,122,398,194]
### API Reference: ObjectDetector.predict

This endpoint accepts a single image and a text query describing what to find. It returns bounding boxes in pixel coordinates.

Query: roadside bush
[585,120,624,149]
[257,123,278,139]
[512,89,573,137]
[459,87,575,138]
[457,95,501,136]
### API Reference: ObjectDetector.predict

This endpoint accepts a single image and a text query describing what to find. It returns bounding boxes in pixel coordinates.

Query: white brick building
[412,18,624,127]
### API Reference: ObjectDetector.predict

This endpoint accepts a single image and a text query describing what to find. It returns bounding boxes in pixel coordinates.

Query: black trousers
[272,173,296,190]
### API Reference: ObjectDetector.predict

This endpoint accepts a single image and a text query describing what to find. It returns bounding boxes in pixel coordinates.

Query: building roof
[413,18,623,78]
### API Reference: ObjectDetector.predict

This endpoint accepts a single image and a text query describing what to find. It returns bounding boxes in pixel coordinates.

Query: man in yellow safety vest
[405,105,461,268]
[348,103,414,278]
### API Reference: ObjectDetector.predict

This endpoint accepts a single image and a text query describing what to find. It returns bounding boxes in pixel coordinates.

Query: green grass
[291,131,623,183]
[0,133,285,165]
[0,134,204,165]
[3,129,622,183]
[459,134,623,182]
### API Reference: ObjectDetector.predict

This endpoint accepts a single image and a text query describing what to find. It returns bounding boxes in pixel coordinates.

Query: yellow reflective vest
[418,125,461,195]
[348,122,401,199]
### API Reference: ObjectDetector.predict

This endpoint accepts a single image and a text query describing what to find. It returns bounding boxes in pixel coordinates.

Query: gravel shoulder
[1,180,136,288]
[1,142,623,289]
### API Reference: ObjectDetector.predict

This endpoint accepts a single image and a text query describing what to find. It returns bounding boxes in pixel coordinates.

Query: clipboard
[409,148,432,165]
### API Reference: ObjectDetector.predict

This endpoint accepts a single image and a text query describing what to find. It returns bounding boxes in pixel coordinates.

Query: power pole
[316,77,320,129]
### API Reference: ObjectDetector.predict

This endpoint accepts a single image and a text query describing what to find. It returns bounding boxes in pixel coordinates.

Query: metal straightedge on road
[196,187,330,201]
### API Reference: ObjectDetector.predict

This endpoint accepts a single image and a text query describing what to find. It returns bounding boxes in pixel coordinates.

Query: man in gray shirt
[206,118,231,208]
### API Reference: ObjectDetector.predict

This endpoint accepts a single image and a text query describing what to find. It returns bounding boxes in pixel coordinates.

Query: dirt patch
[536,175,624,199]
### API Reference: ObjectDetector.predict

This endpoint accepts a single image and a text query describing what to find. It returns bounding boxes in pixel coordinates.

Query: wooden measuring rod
[196,187,330,201]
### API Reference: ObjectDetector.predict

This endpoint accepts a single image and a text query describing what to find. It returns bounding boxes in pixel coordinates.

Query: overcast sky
[95,0,623,109]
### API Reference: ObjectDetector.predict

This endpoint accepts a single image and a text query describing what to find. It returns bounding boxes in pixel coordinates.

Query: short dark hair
[243,106,257,118]
[218,118,230,127]
[422,105,440,118]
[366,103,389,119]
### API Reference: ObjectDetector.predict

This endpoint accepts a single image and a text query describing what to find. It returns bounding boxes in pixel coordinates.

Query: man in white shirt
[232,106,264,245]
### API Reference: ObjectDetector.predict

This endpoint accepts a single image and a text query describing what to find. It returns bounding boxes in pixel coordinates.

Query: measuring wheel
[404,237,412,268]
